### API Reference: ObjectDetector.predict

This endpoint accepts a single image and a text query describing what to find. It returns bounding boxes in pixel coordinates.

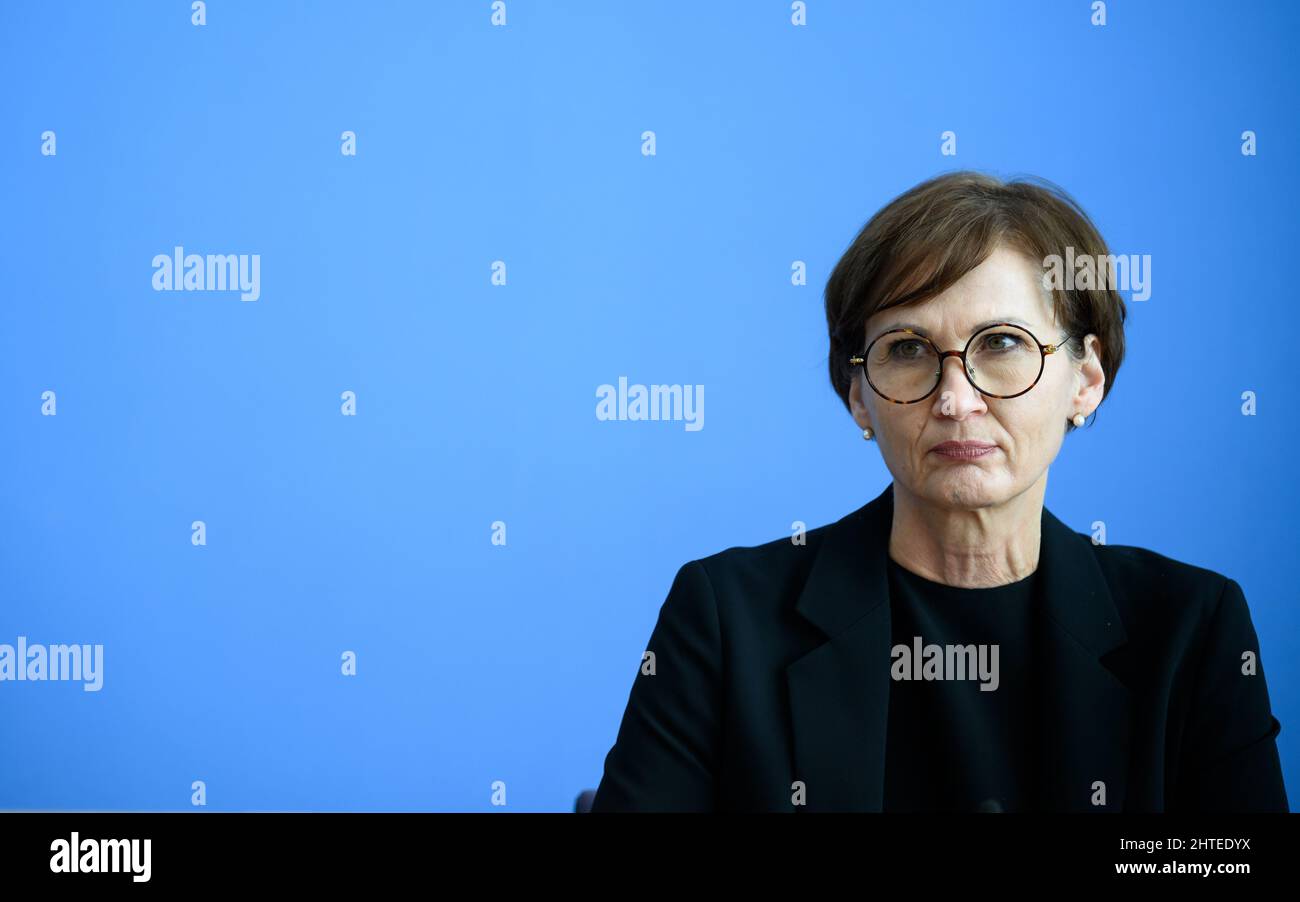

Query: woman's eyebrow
[873,317,1036,338]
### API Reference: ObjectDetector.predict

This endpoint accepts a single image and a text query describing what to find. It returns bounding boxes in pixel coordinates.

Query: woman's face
[849,245,1106,511]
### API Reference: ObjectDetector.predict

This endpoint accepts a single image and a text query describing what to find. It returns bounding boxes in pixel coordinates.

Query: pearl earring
[1072,413,1086,427]
[863,427,874,441]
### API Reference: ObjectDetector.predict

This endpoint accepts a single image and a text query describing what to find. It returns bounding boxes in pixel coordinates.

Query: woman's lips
[930,441,998,460]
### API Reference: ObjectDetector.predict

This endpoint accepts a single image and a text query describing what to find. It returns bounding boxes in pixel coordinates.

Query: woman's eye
[984,333,1023,351]
[891,340,925,358]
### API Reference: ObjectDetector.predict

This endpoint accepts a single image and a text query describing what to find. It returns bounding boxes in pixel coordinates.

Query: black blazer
[591,482,1289,812]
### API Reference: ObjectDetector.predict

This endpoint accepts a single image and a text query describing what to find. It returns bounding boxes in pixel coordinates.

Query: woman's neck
[887,476,1046,588]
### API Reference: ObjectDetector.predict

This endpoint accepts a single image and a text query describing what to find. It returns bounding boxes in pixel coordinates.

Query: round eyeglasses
[849,323,1074,404]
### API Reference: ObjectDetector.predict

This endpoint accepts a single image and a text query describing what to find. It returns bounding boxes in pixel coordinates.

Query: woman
[589,171,1289,812]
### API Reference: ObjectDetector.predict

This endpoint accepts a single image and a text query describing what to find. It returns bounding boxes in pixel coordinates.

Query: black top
[883,554,1041,812]
[591,482,1289,812]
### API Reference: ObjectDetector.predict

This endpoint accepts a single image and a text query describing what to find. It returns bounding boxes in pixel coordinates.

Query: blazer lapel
[1034,503,1131,811]
[785,481,1131,812]
[786,483,894,812]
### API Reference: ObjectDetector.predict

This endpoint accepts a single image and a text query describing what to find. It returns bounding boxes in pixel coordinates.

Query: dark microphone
[974,797,1004,812]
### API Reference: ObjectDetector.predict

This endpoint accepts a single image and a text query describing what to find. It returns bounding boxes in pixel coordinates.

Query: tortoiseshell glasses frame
[848,323,1075,404]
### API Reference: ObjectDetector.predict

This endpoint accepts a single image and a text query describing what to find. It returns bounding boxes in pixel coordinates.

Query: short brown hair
[824,171,1127,432]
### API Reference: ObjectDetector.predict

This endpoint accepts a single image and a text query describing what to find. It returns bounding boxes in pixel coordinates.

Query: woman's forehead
[866,252,1056,338]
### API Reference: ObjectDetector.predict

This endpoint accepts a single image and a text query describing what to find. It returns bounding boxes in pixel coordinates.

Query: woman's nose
[934,355,982,411]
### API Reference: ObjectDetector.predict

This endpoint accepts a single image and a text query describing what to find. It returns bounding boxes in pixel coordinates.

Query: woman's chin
[920,470,1007,510]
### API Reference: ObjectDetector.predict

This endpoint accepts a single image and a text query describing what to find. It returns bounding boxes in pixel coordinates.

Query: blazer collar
[786,481,1131,811]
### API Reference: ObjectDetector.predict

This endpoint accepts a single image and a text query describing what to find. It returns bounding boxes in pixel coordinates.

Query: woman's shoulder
[1085,534,1230,585]
[1082,536,1245,626]
[687,520,836,596]
[655,512,857,631]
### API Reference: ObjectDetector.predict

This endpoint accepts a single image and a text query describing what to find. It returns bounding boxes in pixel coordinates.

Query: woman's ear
[1073,334,1106,415]
[848,369,873,432]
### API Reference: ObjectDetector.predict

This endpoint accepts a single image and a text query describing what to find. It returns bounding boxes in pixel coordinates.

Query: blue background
[1,0,1296,811]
